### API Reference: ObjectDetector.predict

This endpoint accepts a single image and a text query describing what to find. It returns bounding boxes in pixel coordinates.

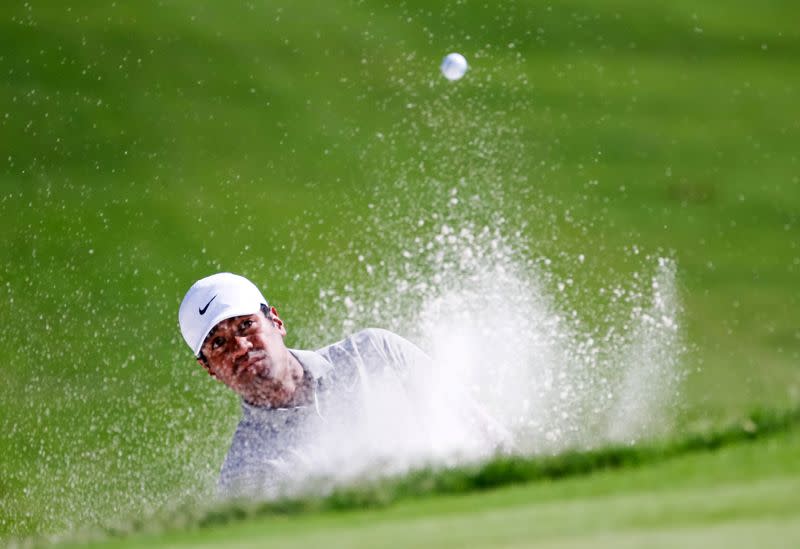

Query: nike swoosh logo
[199,295,216,315]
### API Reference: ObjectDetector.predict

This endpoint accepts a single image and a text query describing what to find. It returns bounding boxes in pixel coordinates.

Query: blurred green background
[1,0,799,542]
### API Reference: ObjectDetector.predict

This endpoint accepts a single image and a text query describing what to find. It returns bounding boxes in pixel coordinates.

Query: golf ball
[440,52,468,81]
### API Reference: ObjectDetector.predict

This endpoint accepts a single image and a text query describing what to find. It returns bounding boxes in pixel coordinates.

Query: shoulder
[313,327,430,373]
[315,327,396,353]
[329,328,422,355]
[351,327,409,346]
[343,328,432,368]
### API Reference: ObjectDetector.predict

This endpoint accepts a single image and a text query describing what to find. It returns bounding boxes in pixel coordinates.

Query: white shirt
[218,328,509,499]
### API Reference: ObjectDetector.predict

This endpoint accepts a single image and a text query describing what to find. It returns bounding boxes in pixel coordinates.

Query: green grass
[116,477,800,549]
[51,408,800,548]
[2,0,800,543]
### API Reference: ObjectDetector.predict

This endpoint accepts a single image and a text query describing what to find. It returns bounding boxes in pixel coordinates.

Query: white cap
[179,272,269,356]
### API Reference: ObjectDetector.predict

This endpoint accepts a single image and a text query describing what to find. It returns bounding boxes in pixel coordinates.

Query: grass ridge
[67,404,800,544]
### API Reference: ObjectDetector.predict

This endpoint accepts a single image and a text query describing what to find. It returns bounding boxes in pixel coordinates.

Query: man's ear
[269,306,287,337]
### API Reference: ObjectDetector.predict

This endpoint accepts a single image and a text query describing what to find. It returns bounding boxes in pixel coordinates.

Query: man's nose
[231,335,252,356]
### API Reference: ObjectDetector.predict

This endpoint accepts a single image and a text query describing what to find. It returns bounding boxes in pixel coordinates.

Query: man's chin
[244,387,291,409]
[254,367,274,381]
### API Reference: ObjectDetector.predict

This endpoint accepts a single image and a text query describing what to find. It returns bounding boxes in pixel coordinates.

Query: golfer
[179,272,509,498]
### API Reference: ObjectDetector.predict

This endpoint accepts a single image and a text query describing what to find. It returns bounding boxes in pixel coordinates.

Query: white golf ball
[440,52,468,81]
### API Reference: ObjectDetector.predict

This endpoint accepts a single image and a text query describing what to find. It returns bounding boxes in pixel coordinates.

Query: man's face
[199,308,298,407]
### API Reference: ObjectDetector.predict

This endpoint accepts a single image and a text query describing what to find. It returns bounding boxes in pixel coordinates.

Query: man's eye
[211,336,225,350]
[240,320,254,331]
